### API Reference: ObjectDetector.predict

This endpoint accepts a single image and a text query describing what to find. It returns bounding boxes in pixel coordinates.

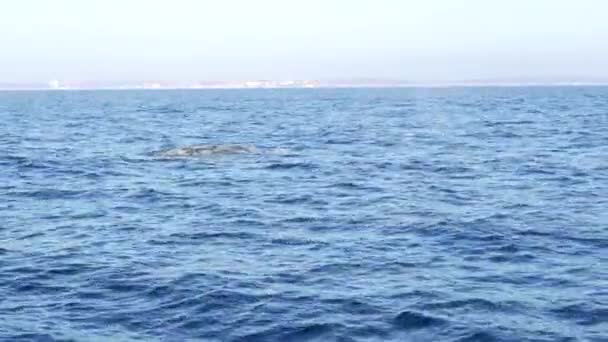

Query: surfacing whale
[157,144,259,157]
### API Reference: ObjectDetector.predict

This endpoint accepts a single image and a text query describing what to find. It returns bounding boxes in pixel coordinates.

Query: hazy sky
[1,0,607,83]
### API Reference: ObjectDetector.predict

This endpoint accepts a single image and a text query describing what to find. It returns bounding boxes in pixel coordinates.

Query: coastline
[2,82,608,91]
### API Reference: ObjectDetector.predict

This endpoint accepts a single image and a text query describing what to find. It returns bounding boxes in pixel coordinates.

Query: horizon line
[3,83,608,91]
[3,78,608,91]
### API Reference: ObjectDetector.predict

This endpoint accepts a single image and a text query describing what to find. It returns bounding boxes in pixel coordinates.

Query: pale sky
[1,0,607,83]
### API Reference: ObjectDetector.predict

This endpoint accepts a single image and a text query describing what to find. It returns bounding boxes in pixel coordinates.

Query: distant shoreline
[2,83,608,91]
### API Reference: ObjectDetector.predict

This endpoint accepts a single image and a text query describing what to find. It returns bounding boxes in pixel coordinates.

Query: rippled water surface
[1,88,607,341]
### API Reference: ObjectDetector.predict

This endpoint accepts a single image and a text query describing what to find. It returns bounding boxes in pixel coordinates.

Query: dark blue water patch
[3,333,77,342]
[1,154,34,165]
[393,310,446,329]
[264,162,318,170]
[550,304,608,326]
[234,322,344,342]
[325,138,358,145]
[264,193,325,205]
[454,331,502,342]
[321,297,384,315]
[16,231,46,240]
[167,231,259,242]
[11,281,70,295]
[44,264,95,277]
[420,298,523,313]
[7,188,85,200]
[1,87,607,341]
[281,216,320,224]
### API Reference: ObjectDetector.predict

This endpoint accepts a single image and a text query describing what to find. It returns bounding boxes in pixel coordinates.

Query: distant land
[2,77,608,90]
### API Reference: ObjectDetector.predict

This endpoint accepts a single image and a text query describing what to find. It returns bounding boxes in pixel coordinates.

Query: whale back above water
[157,144,259,157]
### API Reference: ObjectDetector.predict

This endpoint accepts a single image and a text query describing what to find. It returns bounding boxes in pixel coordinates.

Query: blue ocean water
[0,87,606,342]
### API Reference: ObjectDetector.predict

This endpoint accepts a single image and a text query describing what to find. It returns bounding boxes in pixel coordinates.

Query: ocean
[1,87,606,341]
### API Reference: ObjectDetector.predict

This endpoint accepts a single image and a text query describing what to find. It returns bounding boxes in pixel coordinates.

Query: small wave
[393,310,446,329]
[455,331,500,342]
[281,216,319,223]
[270,237,328,247]
[8,189,84,200]
[432,165,474,174]
[486,120,536,127]
[13,282,69,294]
[551,304,607,326]
[126,188,188,202]
[325,138,355,144]
[329,182,360,189]
[17,232,45,240]
[321,297,382,315]
[266,194,314,205]
[238,323,342,342]
[45,265,93,277]
[1,154,33,165]
[421,298,510,312]
[400,161,429,171]
[135,106,185,114]
[281,323,341,341]
[308,262,362,274]
[264,162,316,170]
[7,333,68,342]
[158,289,260,312]
[167,231,258,241]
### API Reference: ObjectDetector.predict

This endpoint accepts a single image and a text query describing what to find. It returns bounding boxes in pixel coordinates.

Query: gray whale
[157,144,259,157]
